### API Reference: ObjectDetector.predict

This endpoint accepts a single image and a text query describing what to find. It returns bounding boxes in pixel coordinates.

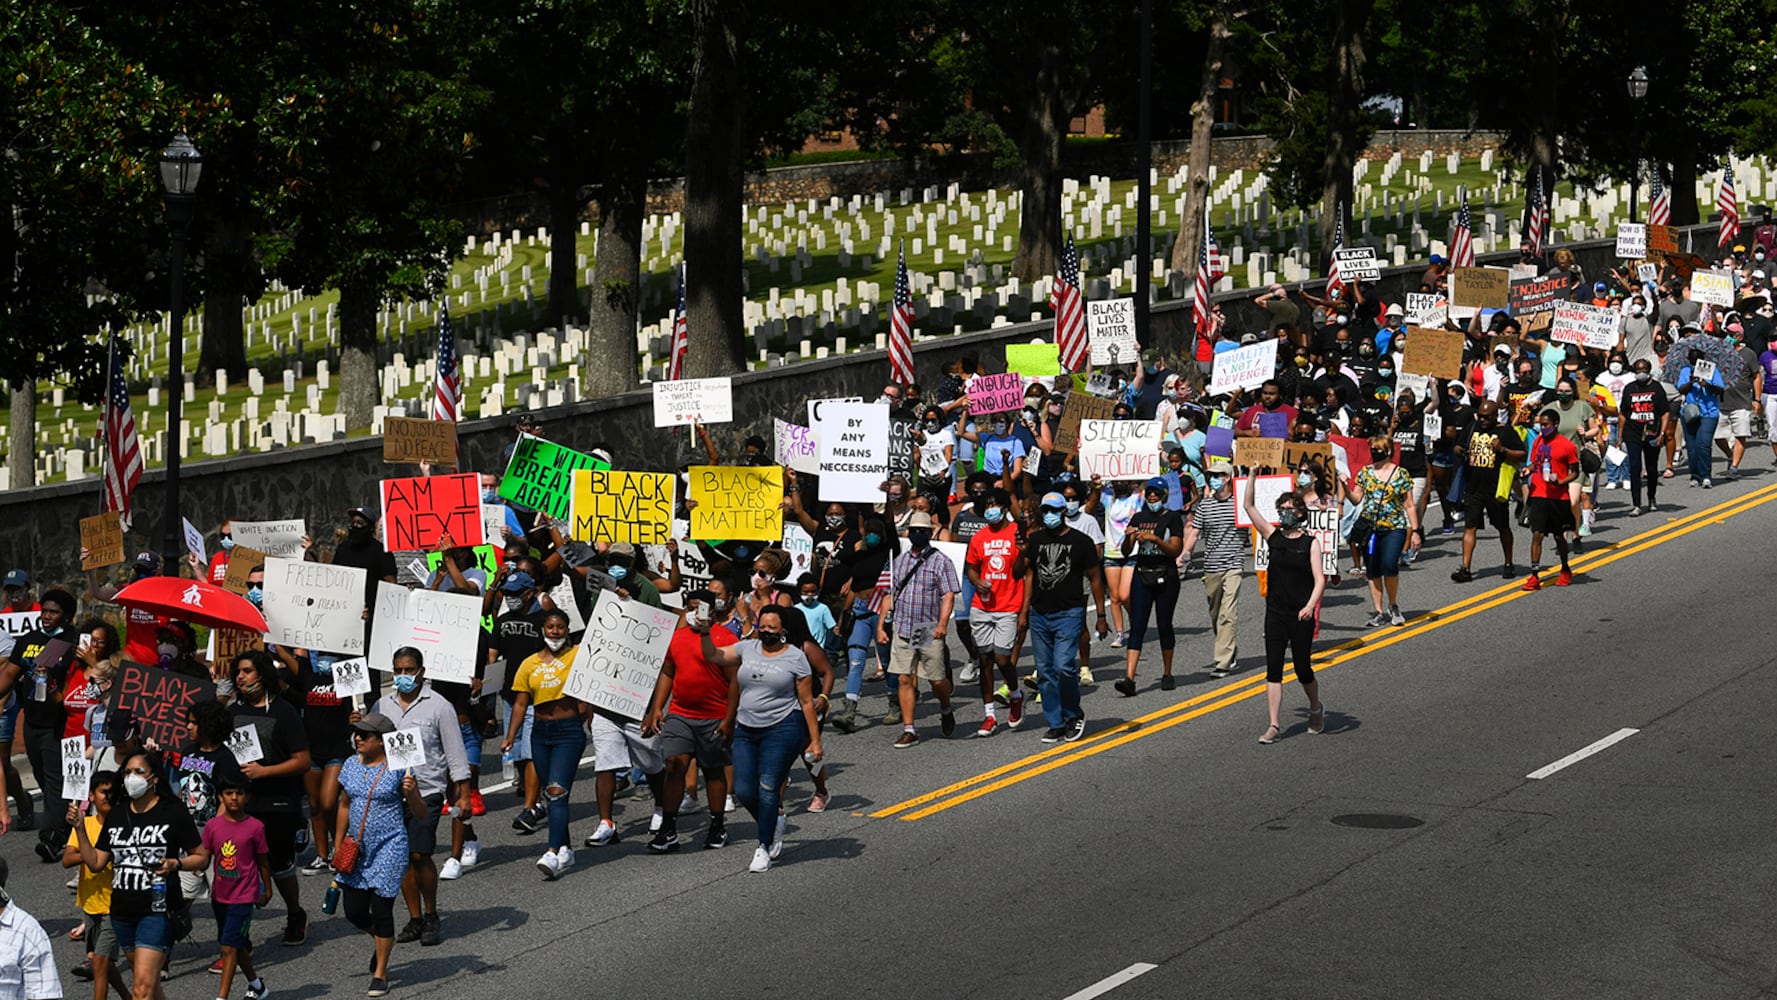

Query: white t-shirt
[918,428,956,479]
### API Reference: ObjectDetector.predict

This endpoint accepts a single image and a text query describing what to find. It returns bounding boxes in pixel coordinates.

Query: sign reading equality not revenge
[688,466,783,541]
[499,436,610,521]
[562,590,678,722]
[569,469,675,545]
[1208,339,1279,395]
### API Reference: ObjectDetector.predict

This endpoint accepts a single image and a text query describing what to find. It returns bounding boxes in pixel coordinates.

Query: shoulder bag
[332,763,388,875]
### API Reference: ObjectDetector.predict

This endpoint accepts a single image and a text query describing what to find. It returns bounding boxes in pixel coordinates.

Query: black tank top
[1265,532,1315,612]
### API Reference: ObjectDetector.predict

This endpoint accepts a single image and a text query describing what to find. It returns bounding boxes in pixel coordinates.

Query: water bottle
[322,880,341,915]
[32,667,48,703]
[150,875,168,914]
[501,750,515,782]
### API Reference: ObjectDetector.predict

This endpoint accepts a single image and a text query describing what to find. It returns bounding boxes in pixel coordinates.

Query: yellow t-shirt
[512,647,578,707]
[66,816,112,915]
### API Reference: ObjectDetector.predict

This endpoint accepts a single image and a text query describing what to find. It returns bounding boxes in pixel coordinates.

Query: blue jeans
[1604,420,1628,485]
[1365,528,1408,579]
[1030,608,1085,730]
[844,600,879,699]
[530,716,587,851]
[459,720,483,771]
[731,713,809,848]
[1685,415,1718,482]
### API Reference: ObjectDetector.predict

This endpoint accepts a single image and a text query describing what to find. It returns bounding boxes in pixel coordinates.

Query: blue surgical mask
[246,585,263,608]
[609,565,628,581]
[1065,501,1081,517]
[1297,472,1313,488]
[984,507,1004,524]
[481,488,497,504]
[865,532,883,548]
[1145,500,1164,513]
[1042,511,1063,528]
[394,674,420,694]
[1208,475,1228,492]
[219,537,235,551]
[314,655,337,676]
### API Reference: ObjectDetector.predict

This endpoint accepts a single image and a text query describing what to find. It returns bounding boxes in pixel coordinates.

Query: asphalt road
[7,464,1777,1000]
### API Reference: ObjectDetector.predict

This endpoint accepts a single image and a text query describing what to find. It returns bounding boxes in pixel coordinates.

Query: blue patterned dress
[335,757,409,898]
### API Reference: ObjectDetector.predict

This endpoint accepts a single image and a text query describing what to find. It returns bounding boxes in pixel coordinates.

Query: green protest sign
[498,436,610,520]
[425,546,499,634]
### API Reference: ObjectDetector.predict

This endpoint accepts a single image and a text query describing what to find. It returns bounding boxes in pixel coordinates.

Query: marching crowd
[1,238,1774,1000]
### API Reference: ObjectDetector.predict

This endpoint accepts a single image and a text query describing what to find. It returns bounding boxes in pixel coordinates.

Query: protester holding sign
[1241,474,1327,745]
[269,644,356,877]
[7,588,79,860]
[227,650,314,947]
[1342,433,1421,628]
[499,610,587,878]
[334,712,429,998]
[1114,478,1186,696]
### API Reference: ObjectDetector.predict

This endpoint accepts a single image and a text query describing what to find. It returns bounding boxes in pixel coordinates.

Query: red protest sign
[968,372,1025,415]
[111,661,211,750]
[380,473,484,551]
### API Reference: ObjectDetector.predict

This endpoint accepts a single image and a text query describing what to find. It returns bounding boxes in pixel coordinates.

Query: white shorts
[1763,393,1777,429]
[969,609,1019,656]
[1716,408,1752,439]
[590,713,663,775]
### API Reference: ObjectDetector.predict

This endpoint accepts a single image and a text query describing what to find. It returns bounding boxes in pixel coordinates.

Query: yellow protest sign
[570,470,675,545]
[688,466,783,541]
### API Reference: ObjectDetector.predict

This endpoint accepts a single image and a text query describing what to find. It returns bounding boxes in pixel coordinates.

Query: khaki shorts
[888,626,947,682]
[1715,408,1752,439]
[970,610,1019,655]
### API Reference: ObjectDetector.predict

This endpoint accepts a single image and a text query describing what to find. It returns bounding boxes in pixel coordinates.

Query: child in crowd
[202,773,272,1000]
[63,770,131,1000]
[794,573,840,660]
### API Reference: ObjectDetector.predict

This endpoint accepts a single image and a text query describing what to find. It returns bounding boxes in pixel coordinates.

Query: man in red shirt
[82,551,172,665]
[963,488,1026,736]
[1233,381,1299,440]
[1523,408,1580,590]
[640,580,738,853]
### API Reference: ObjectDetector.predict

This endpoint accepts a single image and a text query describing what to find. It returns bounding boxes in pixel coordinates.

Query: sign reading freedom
[500,437,610,520]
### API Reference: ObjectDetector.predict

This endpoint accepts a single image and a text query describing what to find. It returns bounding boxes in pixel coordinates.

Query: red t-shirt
[965,522,1025,613]
[664,626,736,720]
[205,552,229,584]
[1527,432,1579,500]
[1235,403,1299,439]
[62,663,94,739]
[123,606,172,666]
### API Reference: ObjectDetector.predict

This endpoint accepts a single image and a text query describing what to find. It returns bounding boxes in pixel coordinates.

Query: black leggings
[1264,609,1315,685]
[1626,439,1662,509]
[1126,573,1180,650]
[342,886,396,938]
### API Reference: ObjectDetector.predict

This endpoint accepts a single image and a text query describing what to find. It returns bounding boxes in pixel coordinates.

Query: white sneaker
[769,837,783,860]
[586,819,619,847]
[461,840,480,868]
[536,849,561,880]
[748,846,771,873]
[724,794,738,815]
[554,847,575,874]
[438,857,463,881]
[678,793,700,814]
[649,808,664,833]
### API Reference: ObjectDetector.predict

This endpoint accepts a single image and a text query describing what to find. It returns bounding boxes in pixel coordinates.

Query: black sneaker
[395,918,423,944]
[72,960,94,982]
[1113,678,1136,697]
[282,907,309,946]
[419,913,441,947]
[368,977,390,998]
[702,824,727,850]
[1039,727,1066,744]
[1450,566,1473,583]
[939,710,956,738]
[13,812,33,831]
[648,828,681,853]
[1063,718,1087,742]
[1502,563,1517,579]
[1159,675,1176,691]
[512,806,544,835]
[33,840,56,863]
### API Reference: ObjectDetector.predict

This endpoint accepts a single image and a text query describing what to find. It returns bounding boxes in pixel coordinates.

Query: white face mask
[124,774,150,799]
[544,636,568,652]
[1608,362,1624,375]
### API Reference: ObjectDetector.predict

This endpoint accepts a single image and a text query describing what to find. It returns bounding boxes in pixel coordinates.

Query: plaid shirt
[886,547,960,628]
[0,901,59,1000]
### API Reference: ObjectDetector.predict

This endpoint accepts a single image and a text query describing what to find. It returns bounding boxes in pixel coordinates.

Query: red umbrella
[112,577,268,633]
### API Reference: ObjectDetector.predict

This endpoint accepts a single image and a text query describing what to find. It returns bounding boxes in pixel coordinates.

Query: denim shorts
[459,720,484,770]
[309,756,349,771]
[212,901,255,949]
[112,912,173,955]
[0,691,18,743]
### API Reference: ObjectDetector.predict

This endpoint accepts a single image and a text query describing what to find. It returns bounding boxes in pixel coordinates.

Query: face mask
[712,597,731,614]
[505,594,525,612]
[393,674,420,695]
[984,507,1005,524]
[1539,425,1558,439]
[1114,411,1133,421]
[758,630,785,649]
[1378,368,1394,379]
[733,545,750,559]
[86,681,103,700]
[238,676,263,698]
[1630,305,1645,317]
[1608,362,1624,375]
[1297,471,1314,488]
[824,514,844,529]
[610,565,628,581]
[907,529,932,548]
[124,774,150,800]
[481,489,497,503]
[219,537,235,551]
[1295,357,1310,369]
[752,572,770,588]
[1556,392,1575,403]
[1042,511,1063,528]
[215,678,235,698]
[1144,364,1157,374]
[924,421,941,433]
[865,532,883,548]
[157,643,179,665]
[246,585,263,608]
[349,524,371,539]
[801,594,819,607]
[1358,344,1373,357]
[1065,501,1081,517]
[991,422,1008,436]
[315,655,337,676]
[1208,475,1228,492]
[1635,371,1652,383]
[1278,509,1303,530]
[544,636,568,652]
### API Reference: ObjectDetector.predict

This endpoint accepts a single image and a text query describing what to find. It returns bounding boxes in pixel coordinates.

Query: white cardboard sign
[230,520,307,558]
[367,581,482,681]
[330,657,372,698]
[61,736,90,801]
[385,728,429,770]
[652,377,733,427]
[1086,298,1138,366]
[261,557,368,655]
[226,724,264,764]
[1615,223,1647,259]
[562,590,678,722]
[1208,339,1280,395]
[814,401,890,503]
[1551,302,1621,350]
[1690,270,1735,307]
[1077,419,1164,481]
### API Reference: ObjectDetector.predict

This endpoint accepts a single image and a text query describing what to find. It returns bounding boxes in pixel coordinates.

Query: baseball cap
[1385,303,1404,317]
[608,542,637,560]
[1143,476,1169,494]
[1,570,27,589]
[1039,491,1067,510]
[352,713,397,736]
[1206,459,1235,475]
[500,570,537,593]
[1429,254,1445,265]
[907,511,935,529]
[347,506,377,524]
[133,551,161,571]
[1755,270,1767,279]
[1239,333,1261,345]
[1492,343,1512,356]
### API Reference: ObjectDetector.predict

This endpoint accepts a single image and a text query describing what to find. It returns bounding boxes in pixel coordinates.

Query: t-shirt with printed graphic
[202,812,268,905]
[1462,423,1523,499]
[964,521,1025,613]
[1527,431,1579,500]
[1619,380,1669,442]
[1025,527,1102,614]
[512,647,577,709]
[99,794,202,920]
[1124,506,1186,585]
[170,742,245,829]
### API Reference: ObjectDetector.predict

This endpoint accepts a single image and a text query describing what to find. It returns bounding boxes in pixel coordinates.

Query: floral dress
[335,757,409,898]
[1356,464,1414,531]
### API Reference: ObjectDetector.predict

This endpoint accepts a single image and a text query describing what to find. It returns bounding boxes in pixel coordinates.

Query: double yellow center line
[871,480,1777,822]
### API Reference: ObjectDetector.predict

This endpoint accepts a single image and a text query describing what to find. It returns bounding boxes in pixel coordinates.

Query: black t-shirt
[1265,532,1316,613]
[1025,527,1101,614]
[1123,507,1186,584]
[13,627,74,730]
[494,609,548,702]
[845,544,893,595]
[100,794,202,920]
[1619,380,1670,441]
[331,537,398,611]
[293,654,354,761]
[1462,422,1524,499]
[168,742,245,828]
[230,696,310,813]
[1434,400,1474,453]
[1391,403,1429,474]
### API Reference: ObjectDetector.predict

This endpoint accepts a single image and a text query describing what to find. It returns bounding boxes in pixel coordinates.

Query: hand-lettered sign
[380,474,484,551]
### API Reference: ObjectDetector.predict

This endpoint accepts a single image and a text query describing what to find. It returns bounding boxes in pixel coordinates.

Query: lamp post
[158,133,202,577]
[1627,66,1649,223]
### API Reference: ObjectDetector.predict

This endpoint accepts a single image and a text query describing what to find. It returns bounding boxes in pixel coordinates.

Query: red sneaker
[1521,574,1541,591]
[974,717,999,739]
[1555,569,1573,587]
[440,801,452,816]
[1007,694,1025,728]
[470,789,487,817]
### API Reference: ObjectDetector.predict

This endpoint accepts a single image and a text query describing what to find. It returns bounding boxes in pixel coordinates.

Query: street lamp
[1627,66,1649,223]
[158,133,202,577]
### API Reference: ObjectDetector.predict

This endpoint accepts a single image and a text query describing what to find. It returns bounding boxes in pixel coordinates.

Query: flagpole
[1134,0,1153,356]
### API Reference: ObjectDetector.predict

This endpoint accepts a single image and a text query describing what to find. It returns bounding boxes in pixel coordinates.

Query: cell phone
[79,634,92,651]
[690,602,712,628]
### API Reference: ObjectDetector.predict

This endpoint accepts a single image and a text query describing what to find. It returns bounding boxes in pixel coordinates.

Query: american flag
[1526,170,1548,257]
[1193,226,1214,338]
[887,241,915,386]
[431,297,462,423]
[1051,234,1088,372]
[1450,190,1476,267]
[865,561,893,613]
[1206,227,1226,282]
[1325,203,1347,294]
[102,334,143,529]
[668,261,689,380]
[1717,171,1740,248]
[1648,164,1671,226]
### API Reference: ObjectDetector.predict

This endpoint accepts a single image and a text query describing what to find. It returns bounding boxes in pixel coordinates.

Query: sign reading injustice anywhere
[570,470,675,545]
[499,437,609,521]
[110,661,209,750]
[652,377,733,427]
[1508,273,1574,316]
[381,474,483,551]
[688,466,783,541]
[382,415,459,465]
[562,590,678,722]
[1076,419,1164,480]
[261,557,368,654]
[1086,298,1137,366]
